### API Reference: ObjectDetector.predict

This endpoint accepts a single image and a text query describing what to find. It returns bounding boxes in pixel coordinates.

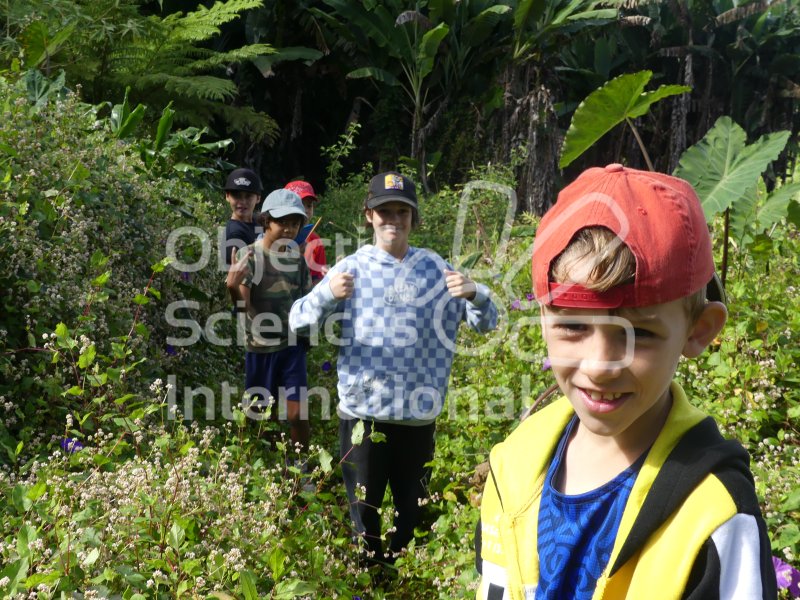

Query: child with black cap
[289,172,498,564]
[220,167,262,272]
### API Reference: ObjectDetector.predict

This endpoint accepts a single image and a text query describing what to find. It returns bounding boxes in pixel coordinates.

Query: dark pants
[339,418,436,560]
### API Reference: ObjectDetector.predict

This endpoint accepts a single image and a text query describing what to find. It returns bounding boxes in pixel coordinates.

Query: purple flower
[774,556,800,596]
[60,438,84,453]
[510,299,521,311]
[353,597,363,600]
[180,271,191,282]
[526,293,535,302]
[322,361,332,373]
[166,344,177,356]
[542,357,552,371]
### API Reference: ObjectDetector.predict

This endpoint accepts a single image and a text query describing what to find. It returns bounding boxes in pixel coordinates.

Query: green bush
[0,72,230,457]
[0,69,797,598]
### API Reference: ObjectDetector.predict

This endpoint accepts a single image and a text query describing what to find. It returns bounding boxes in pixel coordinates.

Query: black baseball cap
[224,168,262,194]
[366,172,418,209]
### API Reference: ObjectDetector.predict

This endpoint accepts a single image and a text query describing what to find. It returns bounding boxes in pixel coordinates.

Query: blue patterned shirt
[288,244,497,423]
[536,417,646,599]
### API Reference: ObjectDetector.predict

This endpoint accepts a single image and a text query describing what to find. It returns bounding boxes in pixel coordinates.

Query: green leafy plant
[559,70,691,170]
[674,117,793,221]
[674,116,795,284]
[0,49,798,598]
[7,0,280,142]
[317,0,451,188]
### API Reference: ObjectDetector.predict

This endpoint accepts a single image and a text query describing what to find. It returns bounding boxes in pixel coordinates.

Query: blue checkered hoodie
[289,244,497,423]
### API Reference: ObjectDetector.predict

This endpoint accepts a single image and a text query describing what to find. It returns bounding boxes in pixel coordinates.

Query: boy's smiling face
[541,297,723,452]
[366,201,413,257]
[226,191,260,222]
[262,214,304,250]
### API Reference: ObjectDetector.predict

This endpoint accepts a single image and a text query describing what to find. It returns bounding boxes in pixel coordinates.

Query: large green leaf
[429,0,456,25]
[559,71,689,168]
[25,69,67,110]
[20,21,76,68]
[116,104,146,139]
[239,569,258,600]
[565,8,618,22]
[674,116,790,220]
[321,0,403,51]
[759,183,800,231]
[154,102,175,153]
[463,6,512,46]
[728,184,760,242]
[251,47,323,78]
[418,23,450,80]
[347,67,400,86]
[514,0,546,32]
[629,84,692,118]
[273,579,317,599]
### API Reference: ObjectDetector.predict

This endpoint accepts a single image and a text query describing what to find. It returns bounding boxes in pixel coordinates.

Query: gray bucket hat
[260,189,308,221]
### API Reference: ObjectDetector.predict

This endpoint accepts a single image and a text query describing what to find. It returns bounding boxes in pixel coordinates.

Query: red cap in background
[285,180,318,202]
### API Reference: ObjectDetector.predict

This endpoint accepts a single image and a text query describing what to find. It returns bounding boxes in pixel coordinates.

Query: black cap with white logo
[224,168,262,194]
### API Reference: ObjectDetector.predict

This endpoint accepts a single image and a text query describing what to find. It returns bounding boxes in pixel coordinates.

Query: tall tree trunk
[495,63,560,215]
[518,85,560,215]
[669,43,693,172]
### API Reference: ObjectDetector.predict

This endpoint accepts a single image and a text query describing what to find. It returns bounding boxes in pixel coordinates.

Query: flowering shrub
[0,73,230,452]
[0,395,371,598]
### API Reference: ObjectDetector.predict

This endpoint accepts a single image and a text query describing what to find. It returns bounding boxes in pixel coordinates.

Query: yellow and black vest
[476,382,777,600]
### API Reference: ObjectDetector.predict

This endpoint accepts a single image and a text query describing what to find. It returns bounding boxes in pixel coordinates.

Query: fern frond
[216,103,280,143]
[188,44,276,71]
[136,73,238,102]
[171,0,265,42]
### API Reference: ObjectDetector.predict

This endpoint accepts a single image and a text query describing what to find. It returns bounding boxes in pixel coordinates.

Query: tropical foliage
[4,0,795,211]
[3,0,280,141]
[0,0,798,597]
[1,68,799,597]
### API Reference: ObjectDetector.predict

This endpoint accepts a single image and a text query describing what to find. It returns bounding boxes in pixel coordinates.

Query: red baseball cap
[532,164,723,309]
[284,180,317,202]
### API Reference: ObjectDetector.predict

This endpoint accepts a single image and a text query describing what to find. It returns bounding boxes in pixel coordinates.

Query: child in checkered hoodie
[289,171,497,564]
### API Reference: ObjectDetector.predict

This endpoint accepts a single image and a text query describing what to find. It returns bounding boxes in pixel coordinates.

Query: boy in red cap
[284,180,328,283]
[475,165,776,599]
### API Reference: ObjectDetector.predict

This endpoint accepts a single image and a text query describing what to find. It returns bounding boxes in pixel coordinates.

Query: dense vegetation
[1,1,799,598]
[1,69,798,599]
[3,0,798,212]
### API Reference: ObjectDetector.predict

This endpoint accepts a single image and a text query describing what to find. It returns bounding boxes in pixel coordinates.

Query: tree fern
[176,0,266,38]
[136,74,239,102]
[8,0,281,145]
[188,45,277,72]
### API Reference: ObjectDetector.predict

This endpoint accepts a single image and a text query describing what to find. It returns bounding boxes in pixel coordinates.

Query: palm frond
[716,1,782,26]
[620,15,651,27]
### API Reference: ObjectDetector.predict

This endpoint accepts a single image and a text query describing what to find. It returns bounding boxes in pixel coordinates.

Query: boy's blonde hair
[551,227,706,322]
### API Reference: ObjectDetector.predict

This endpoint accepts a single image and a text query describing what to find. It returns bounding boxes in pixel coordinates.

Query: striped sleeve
[683,513,777,600]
